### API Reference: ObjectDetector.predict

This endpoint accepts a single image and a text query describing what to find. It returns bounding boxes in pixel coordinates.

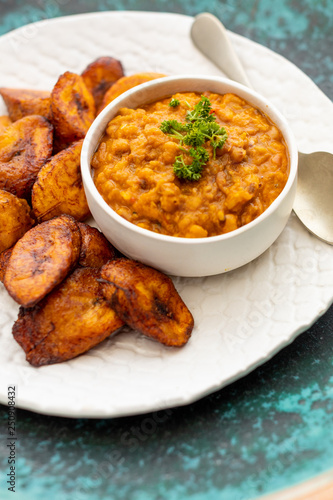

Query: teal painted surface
[0,1,333,499]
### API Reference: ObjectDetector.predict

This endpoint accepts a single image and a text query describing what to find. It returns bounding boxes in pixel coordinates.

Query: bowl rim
[81,74,298,245]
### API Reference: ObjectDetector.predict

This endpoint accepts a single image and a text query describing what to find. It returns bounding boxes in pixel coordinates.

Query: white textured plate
[0,12,332,418]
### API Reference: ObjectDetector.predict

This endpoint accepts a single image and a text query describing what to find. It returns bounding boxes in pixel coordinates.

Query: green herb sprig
[169,98,180,107]
[160,96,227,181]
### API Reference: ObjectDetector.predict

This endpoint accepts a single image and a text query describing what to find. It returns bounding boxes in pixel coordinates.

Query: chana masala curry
[92,91,289,238]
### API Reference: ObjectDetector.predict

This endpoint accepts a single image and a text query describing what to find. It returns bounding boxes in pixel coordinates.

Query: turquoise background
[0,1,333,499]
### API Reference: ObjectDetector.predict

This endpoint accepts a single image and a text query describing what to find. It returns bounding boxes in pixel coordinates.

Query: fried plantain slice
[98,72,166,112]
[0,246,13,282]
[0,115,12,134]
[0,189,34,253]
[4,214,81,307]
[31,140,90,222]
[0,115,53,199]
[0,88,51,121]
[100,259,194,347]
[81,56,124,110]
[12,267,125,366]
[51,71,95,146]
[77,222,118,268]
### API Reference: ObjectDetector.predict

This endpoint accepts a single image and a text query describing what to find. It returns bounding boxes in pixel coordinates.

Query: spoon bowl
[191,12,333,245]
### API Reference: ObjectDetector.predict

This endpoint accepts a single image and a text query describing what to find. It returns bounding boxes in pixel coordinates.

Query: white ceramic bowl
[81,75,298,277]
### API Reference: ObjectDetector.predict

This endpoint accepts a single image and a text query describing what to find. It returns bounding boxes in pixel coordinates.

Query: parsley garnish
[159,119,187,143]
[173,147,209,181]
[160,95,228,181]
[186,96,213,122]
[169,98,180,107]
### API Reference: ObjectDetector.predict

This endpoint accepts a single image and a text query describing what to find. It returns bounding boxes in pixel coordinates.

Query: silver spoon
[191,12,333,245]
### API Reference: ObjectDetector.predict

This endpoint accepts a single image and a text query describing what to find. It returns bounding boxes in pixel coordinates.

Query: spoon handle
[191,13,253,89]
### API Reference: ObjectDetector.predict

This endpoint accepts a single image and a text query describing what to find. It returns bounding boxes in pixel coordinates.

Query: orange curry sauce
[92,92,289,238]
